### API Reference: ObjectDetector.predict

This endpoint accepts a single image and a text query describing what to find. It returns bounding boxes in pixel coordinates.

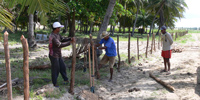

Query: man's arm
[95,43,107,50]
[167,33,173,45]
[53,37,75,48]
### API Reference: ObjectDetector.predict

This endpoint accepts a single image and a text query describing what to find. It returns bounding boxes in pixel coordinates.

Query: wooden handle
[88,45,92,87]
[92,44,95,86]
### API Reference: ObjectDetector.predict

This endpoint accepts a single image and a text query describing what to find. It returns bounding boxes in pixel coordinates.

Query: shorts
[100,55,115,68]
[161,50,172,58]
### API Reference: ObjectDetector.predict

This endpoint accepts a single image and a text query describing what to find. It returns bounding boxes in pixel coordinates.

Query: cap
[160,26,166,30]
[53,22,64,28]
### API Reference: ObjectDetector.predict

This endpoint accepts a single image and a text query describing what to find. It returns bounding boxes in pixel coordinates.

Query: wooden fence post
[117,35,120,72]
[4,31,12,100]
[158,33,160,50]
[153,33,156,51]
[175,32,177,40]
[137,36,139,60]
[151,34,153,54]
[69,38,76,95]
[128,33,131,64]
[20,35,29,100]
[146,34,149,58]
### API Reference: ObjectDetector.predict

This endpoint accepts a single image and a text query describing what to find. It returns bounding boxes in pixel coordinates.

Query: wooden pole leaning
[128,33,131,64]
[4,31,12,100]
[146,34,149,58]
[69,38,76,95]
[117,35,121,72]
[89,34,99,79]
[20,35,29,100]
[91,44,95,93]
[88,44,92,92]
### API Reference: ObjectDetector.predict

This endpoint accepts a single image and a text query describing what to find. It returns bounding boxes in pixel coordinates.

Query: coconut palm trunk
[28,14,36,48]
[131,6,139,36]
[97,0,117,41]
[149,0,165,36]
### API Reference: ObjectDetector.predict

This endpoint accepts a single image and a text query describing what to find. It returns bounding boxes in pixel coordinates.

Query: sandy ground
[94,33,200,100]
[1,33,200,100]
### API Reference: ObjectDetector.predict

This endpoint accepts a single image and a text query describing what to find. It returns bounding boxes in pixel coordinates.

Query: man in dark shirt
[49,22,75,87]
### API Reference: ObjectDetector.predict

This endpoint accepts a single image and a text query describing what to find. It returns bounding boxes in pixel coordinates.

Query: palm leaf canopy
[1,0,69,30]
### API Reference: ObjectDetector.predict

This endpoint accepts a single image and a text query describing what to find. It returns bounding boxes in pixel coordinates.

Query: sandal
[63,81,69,85]
[160,69,167,73]
[166,71,171,75]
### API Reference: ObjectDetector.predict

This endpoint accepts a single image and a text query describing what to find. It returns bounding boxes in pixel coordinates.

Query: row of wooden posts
[127,31,188,64]
[3,31,188,99]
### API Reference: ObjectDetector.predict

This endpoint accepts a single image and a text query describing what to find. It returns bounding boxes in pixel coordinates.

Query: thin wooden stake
[151,34,153,54]
[128,33,131,64]
[153,34,156,51]
[20,35,29,100]
[175,32,177,41]
[4,31,12,100]
[69,39,76,95]
[117,35,120,72]
[158,33,160,50]
[137,37,139,60]
[146,34,149,58]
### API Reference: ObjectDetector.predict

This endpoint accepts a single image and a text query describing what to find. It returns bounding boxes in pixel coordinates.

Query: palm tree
[131,0,143,36]
[97,0,117,41]
[147,0,187,36]
[2,0,69,47]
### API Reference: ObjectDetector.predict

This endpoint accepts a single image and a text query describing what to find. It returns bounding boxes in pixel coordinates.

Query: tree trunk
[97,0,117,41]
[128,27,131,33]
[149,0,165,36]
[89,21,94,34]
[68,11,76,37]
[28,14,36,48]
[63,20,68,33]
[111,26,115,36]
[110,25,112,32]
[131,6,139,36]
[119,26,121,33]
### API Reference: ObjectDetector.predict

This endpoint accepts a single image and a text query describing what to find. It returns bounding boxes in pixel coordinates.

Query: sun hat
[160,26,166,30]
[100,31,110,39]
[53,22,64,28]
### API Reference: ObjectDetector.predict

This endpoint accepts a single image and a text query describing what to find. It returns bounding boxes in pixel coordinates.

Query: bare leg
[166,58,170,71]
[109,68,113,82]
[163,57,167,71]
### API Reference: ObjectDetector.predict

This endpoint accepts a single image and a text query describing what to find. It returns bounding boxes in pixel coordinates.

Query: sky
[175,0,200,27]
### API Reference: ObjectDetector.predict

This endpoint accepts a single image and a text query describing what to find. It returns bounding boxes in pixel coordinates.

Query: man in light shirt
[161,26,173,75]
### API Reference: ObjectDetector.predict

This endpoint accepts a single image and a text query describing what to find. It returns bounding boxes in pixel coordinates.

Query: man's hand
[71,37,76,43]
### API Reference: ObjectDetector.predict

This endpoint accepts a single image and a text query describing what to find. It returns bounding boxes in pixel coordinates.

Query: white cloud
[175,0,200,27]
